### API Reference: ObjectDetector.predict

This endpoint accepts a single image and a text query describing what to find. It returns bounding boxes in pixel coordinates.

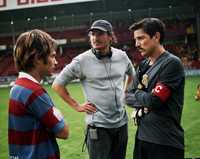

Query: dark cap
[88,19,113,33]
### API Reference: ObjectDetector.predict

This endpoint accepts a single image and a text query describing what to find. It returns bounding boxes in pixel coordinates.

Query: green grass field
[0,76,200,159]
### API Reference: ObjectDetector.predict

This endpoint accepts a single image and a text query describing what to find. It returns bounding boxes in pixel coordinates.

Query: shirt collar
[18,72,39,84]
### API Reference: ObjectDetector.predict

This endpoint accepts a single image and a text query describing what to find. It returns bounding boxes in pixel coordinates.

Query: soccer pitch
[0,76,200,159]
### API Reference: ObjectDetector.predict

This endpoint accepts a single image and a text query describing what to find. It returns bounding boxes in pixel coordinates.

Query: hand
[195,95,200,101]
[195,90,200,101]
[75,102,97,114]
[131,107,149,125]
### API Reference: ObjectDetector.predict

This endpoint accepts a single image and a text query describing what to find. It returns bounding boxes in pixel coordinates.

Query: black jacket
[127,51,185,149]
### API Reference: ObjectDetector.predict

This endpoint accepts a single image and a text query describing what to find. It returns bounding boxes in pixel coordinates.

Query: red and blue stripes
[8,78,64,159]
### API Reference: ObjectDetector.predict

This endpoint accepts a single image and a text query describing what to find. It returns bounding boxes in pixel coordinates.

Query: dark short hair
[14,29,57,72]
[129,18,166,44]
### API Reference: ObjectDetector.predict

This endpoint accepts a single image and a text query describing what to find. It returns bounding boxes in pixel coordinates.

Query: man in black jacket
[128,18,185,159]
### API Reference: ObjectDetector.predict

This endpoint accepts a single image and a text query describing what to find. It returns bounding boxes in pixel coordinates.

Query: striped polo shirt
[8,73,65,159]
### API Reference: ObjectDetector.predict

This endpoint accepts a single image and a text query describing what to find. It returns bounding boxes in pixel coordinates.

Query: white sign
[0,0,97,11]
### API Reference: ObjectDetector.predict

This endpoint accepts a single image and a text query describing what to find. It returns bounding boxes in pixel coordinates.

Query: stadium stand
[0,17,200,77]
[0,0,200,82]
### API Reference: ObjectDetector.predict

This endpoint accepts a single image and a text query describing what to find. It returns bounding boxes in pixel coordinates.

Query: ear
[33,54,43,67]
[154,32,161,42]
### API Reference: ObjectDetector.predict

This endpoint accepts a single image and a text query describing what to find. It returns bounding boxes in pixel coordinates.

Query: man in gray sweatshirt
[52,19,134,159]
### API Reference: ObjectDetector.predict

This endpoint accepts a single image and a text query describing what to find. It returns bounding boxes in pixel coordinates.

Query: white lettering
[18,0,54,6]
[155,85,162,93]
[10,156,19,159]
[0,0,96,11]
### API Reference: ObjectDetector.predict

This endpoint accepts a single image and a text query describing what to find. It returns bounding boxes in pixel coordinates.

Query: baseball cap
[88,19,113,34]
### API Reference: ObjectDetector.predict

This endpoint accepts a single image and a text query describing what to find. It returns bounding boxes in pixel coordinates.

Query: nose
[54,58,58,65]
[135,40,140,48]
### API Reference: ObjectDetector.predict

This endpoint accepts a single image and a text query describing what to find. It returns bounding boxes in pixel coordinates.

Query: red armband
[152,82,171,102]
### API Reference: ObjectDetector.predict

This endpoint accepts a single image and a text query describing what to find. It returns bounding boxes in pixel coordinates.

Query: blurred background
[0,0,200,84]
